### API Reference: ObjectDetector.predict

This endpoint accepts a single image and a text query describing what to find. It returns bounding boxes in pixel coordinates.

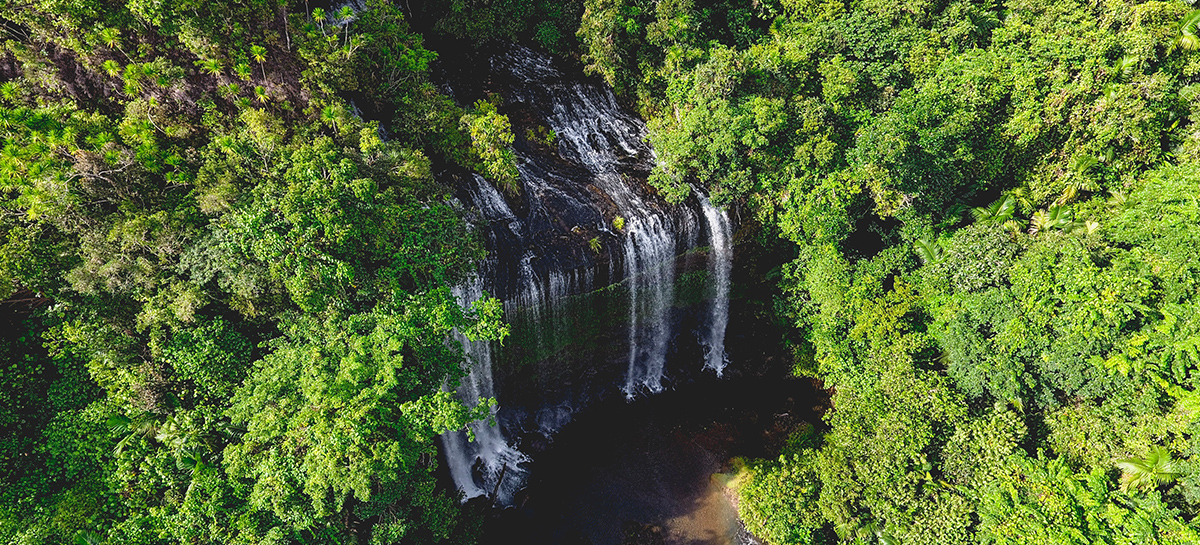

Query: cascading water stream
[697,193,733,377]
[622,213,677,397]
[447,280,529,504]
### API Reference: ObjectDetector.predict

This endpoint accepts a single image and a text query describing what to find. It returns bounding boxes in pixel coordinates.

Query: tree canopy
[7,0,1200,543]
[577,0,1200,541]
[0,1,508,543]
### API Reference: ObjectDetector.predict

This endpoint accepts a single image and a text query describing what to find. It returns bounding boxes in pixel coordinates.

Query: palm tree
[102,59,121,77]
[0,82,17,104]
[972,194,1016,225]
[1103,55,1139,89]
[1029,210,1049,235]
[74,530,103,545]
[1116,447,1180,492]
[1071,219,1100,236]
[98,27,120,49]
[1114,55,1138,80]
[108,412,163,455]
[141,62,163,89]
[154,413,199,452]
[250,44,267,79]
[1059,154,1100,204]
[122,63,145,95]
[1009,186,1035,214]
[254,85,269,103]
[97,27,129,60]
[1029,205,1073,235]
[234,62,252,81]
[338,6,355,46]
[218,83,240,98]
[197,57,222,77]
[1106,189,1128,209]
[312,7,327,36]
[321,103,340,130]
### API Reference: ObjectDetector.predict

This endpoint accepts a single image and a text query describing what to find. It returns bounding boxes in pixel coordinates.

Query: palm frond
[1031,205,1074,234]
[1044,204,1074,229]
[972,194,1016,224]
[1107,190,1128,209]
[108,412,162,455]
[1029,210,1049,235]
[1181,10,1200,51]
[915,236,946,265]
[1113,55,1139,81]
[74,530,104,545]
[1070,154,1099,176]
[1071,219,1100,236]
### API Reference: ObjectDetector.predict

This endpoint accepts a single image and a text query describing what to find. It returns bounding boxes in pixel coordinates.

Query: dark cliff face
[436,43,711,413]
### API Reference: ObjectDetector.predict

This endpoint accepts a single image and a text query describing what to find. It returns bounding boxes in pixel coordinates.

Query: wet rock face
[444,43,693,305]
[440,43,712,404]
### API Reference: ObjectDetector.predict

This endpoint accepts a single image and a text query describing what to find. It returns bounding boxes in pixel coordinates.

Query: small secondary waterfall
[438,44,735,505]
[698,194,733,377]
[446,280,528,504]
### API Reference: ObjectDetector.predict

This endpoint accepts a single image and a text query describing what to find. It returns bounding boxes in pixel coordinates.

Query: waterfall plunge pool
[477,375,827,545]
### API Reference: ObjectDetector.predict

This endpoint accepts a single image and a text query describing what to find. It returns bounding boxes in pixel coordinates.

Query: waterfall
[493,47,694,398]
[442,176,529,504]
[446,280,529,504]
[697,194,733,377]
[440,44,724,505]
[622,214,677,397]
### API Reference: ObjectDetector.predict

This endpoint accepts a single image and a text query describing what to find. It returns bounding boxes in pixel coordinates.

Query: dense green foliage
[9,0,1200,543]
[577,0,1200,542]
[0,1,512,543]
